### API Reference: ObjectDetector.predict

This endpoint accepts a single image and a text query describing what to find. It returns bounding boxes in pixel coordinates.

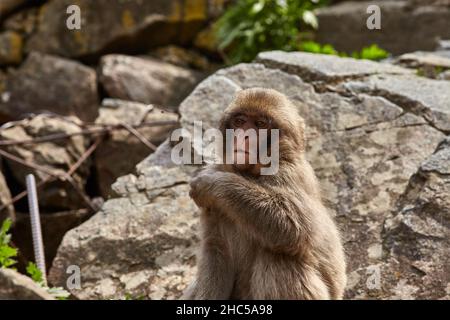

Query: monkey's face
[220,88,306,176]
[225,112,273,174]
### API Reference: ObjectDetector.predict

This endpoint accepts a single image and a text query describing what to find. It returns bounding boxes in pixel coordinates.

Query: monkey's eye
[232,117,246,128]
[255,119,269,129]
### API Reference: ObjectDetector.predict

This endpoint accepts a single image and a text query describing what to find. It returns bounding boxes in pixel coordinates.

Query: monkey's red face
[227,112,273,173]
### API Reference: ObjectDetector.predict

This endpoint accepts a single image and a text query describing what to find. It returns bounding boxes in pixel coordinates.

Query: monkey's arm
[190,170,317,255]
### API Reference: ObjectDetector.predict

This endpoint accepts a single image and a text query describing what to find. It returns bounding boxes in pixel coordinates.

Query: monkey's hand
[189,168,233,209]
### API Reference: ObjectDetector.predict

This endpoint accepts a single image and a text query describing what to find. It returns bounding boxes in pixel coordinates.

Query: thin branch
[120,122,157,151]
[67,136,102,176]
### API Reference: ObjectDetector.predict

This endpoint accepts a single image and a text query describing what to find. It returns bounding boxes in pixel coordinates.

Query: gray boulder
[99,55,201,110]
[0,52,99,122]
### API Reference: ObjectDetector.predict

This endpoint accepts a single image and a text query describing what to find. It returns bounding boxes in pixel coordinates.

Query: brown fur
[183,88,346,300]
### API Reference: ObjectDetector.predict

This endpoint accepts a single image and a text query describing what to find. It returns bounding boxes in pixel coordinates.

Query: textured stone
[99,55,202,110]
[256,51,411,82]
[342,75,450,131]
[0,268,53,300]
[0,52,99,122]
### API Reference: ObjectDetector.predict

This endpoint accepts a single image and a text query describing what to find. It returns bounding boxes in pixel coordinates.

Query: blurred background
[0,0,449,300]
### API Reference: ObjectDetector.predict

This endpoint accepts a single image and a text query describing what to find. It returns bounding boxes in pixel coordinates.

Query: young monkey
[183,88,346,300]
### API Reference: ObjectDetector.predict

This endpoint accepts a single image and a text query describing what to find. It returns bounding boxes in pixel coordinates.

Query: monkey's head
[219,88,306,176]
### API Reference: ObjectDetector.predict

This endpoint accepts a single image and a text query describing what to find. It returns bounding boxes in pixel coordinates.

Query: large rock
[49,52,448,300]
[0,268,53,300]
[0,114,91,211]
[256,51,411,82]
[95,99,179,197]
[26,0,226,59]
[0,52,99,122]
[315,1,450,55]
[382,137,450,299]
[99,55,201,109]
[341,75,450,131]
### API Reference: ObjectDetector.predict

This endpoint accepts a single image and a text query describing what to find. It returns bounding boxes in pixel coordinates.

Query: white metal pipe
[26,174,47,286]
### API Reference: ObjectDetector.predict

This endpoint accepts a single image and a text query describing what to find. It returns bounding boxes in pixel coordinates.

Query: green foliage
[0,219,17,269]
[351,44,389,61]
[299,41,389,61]
[26,261,44,284]
[26,262,70,300]
[299,40,338,55]
[215,0,329,64]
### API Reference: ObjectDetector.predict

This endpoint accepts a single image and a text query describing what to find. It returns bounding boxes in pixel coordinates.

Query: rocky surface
[26,0,226,59]
[95,99,179,197]
[256,50,412,82]
[99,55,202,109]
[0,268,53,300]
[340,75,450,132]
[49,52,449,300]
[315,1,450,55]
[390,51,450,79]
[0,114,91,211]
[0,52,99,122]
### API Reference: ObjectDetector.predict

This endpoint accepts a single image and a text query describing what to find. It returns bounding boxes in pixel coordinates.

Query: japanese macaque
[183,88,346,300]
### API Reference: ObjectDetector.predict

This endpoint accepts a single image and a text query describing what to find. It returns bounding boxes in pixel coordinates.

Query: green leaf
[0,218,17,269]
[26,262,44,284]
